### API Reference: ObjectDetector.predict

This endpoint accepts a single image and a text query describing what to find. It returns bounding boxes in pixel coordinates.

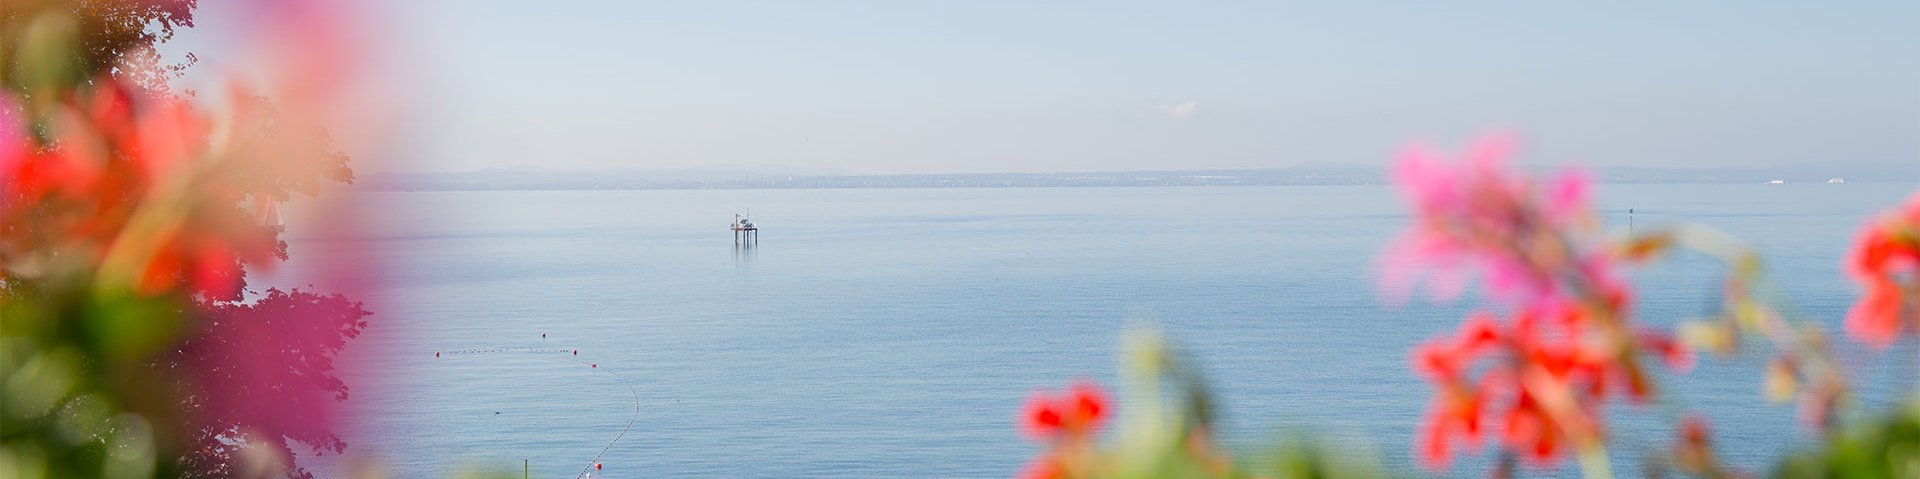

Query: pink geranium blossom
[1381,133,1599,306]
[1384,133,1686,471]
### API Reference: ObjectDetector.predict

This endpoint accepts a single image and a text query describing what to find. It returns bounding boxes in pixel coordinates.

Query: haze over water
[279,182,1916,477]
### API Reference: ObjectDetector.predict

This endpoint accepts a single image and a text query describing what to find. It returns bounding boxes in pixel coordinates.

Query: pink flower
[1380,132,1595,307]
[0,94,25,173]
[1544,169,1592,224]
[1386,133,1690,471]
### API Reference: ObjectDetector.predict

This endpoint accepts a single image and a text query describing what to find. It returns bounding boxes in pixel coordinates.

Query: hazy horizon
[166,1,1919,175]
[363,159,1913,178]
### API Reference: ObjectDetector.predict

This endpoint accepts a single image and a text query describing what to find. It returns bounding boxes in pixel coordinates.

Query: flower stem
[1576,444,1613,479]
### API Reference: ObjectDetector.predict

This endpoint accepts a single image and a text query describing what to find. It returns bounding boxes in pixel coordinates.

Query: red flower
[1018,455,1064,479]
[1016,381,1107,478]
[1386,133,1704,472]
[1500,392,1567,463]
[1412,303,1679,470]
[1,79,291,301]
[1843,193,1920,348]
[1022,381,1108,441]
[1680,415,1709,449]
[1416,366,1490,467]
[1670,415,1729,475]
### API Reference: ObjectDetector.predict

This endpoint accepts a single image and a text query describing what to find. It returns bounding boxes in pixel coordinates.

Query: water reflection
[733,240,756,271]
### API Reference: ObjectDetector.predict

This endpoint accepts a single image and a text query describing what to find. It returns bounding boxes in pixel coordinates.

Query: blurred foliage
[0,0,198,95]
[1030,163,1915,479]
[1774,398,1920,479]
[3,1,368,478]
[1020,330,1390,479]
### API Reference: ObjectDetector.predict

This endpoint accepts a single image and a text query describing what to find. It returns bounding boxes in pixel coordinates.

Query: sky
[170,1,1919,175]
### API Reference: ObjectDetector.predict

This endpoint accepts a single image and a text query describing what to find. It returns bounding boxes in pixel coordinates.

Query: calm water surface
[273,183,1917,478]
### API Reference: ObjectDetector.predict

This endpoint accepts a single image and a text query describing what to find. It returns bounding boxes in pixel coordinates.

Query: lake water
[273,182,1917,478]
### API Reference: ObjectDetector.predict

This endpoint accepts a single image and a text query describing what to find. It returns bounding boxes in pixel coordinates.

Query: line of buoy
[575,357,640,479]
[432,333,641,478]
[435,347,573,355]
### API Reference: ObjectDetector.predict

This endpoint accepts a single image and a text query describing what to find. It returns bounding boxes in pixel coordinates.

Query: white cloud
[1158,100,1198,119]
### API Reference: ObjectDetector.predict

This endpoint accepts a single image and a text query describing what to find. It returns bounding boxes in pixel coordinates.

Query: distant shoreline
[349,165,1916,192]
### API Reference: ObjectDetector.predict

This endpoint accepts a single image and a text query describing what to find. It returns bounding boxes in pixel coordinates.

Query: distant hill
[354,163,1916,191]
[1590,163,1917,184]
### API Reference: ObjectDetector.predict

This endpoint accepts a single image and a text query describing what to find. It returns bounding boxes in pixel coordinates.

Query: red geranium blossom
[1387,134,1691,472]
[1016,381,1108,479]
[1018,455,1065,479]
[1,80,289,301]
[1414,306,1622,469]
[1843,193,1920,348]
[1022,381,1108,441]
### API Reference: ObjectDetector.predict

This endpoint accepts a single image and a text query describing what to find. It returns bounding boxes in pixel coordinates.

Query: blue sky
[175,1,1919,174]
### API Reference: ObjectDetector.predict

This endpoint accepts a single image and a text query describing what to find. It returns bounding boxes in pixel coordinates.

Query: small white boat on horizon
[1828,177,1846,184]
[1768,179,1786,185]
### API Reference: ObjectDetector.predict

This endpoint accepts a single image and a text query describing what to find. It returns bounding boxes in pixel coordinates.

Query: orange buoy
[591,363,597,368]
[435,352,440,358]
[541,332,546,339]
[595,463,602,470]
[572,349,578,355]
